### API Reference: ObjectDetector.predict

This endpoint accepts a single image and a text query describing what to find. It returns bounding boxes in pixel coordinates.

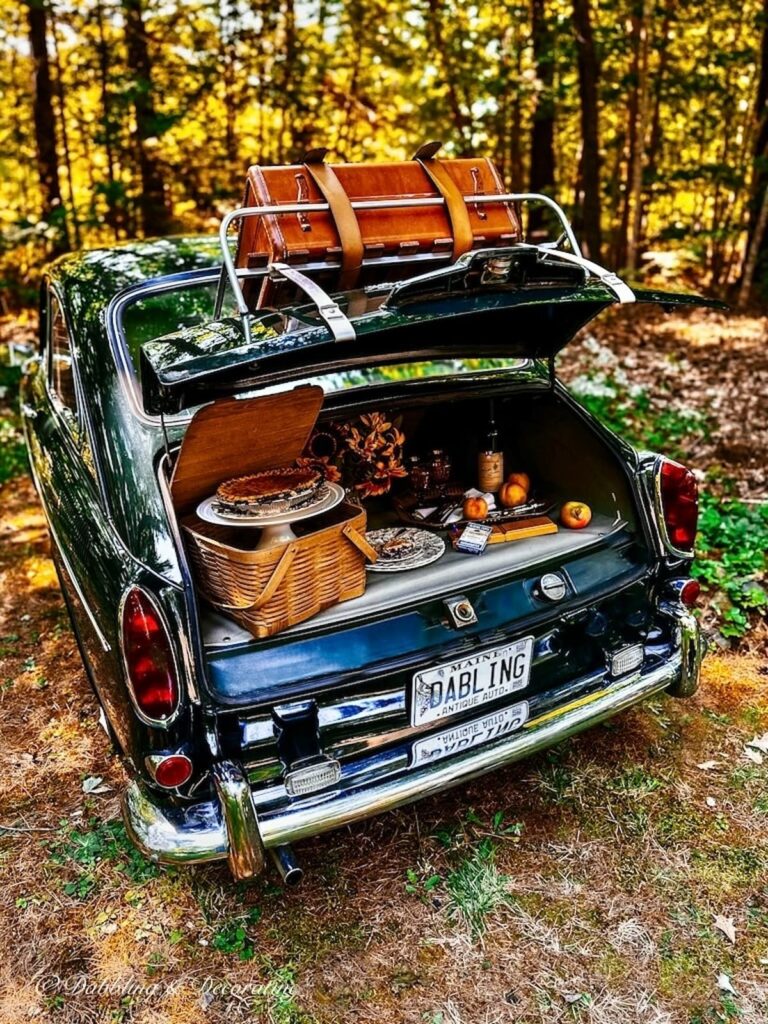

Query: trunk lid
[140,249,726,414]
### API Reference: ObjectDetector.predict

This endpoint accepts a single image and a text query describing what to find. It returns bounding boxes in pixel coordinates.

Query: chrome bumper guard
[122,617,702,879]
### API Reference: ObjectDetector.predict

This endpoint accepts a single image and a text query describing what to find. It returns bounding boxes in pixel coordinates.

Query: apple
[560,500,592,529]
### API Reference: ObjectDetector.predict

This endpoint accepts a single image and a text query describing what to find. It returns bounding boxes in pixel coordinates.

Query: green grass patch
[693,494,768,638]
[443,838,512,938]
[47,818,158,899]
[211,906,262,960]
[251,962,312,1024]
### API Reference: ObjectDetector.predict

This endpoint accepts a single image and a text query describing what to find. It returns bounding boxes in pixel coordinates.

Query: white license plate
[411,636,534,727]
[411,701,529,768]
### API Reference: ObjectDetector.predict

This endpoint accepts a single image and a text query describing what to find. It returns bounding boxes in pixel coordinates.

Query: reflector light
[680,579,701,607]
[609,644,644,677]
[153,754,193,789]
[658,458,698,553]
[285,759,341,797]
[121,588,179,723]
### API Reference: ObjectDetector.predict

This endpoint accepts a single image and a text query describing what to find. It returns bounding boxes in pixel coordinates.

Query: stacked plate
[366,527,446,573]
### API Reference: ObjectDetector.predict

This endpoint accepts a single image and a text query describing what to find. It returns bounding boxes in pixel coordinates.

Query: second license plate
[411,636,534,727]
[411,701,530,768]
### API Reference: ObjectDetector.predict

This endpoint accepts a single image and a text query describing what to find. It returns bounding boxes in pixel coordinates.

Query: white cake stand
[196,482,346,550]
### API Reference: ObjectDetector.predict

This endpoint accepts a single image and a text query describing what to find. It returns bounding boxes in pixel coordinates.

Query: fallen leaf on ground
[714,915,737,943]
[743,747,764,765]
[706,796,717,808]
[81,776,111,794]
[696,761,721,770]
[717,973,736,994]
[746,733,768,753]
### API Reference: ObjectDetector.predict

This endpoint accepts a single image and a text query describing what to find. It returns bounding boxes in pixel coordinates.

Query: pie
[214,466,324,516]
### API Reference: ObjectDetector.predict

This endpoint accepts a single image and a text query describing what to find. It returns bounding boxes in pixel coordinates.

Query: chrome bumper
[123,618,702,879]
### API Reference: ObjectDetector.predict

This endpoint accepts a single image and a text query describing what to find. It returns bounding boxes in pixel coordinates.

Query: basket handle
[343,525,379,563]
[197,543,299,612]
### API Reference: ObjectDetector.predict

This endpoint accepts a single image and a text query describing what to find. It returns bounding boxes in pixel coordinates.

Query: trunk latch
[444,595,478,629]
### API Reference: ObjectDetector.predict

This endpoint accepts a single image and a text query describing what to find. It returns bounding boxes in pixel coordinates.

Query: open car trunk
[142,266,722,711]
[174,380,651,706]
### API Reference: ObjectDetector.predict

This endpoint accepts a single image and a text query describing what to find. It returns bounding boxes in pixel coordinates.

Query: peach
[463,496,489,521]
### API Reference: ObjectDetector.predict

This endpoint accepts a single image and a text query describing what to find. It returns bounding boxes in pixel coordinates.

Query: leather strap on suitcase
[302,149,363,290]
[414,142,473,261]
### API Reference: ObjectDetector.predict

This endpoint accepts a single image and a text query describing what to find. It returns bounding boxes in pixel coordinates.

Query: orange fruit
[560,501,592,529]
[506,472,530,493]
[499,482,528,508]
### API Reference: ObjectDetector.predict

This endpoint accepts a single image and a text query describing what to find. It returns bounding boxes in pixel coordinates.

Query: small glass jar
[408,455,431,498]
[430,449,452,488]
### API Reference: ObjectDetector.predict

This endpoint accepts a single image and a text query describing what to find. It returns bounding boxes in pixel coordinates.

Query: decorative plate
[197,482,345,527]
[366,528,446,573]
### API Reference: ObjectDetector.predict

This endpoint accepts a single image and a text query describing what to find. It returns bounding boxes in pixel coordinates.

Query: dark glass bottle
[477,402,504,492]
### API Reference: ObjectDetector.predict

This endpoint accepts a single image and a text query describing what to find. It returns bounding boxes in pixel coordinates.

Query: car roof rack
[213,192,634,346]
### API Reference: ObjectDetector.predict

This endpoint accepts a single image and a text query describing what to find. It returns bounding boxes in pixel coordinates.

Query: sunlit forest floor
[0,308,766,1024]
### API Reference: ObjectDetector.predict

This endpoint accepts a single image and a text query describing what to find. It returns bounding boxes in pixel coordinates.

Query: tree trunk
[122,0,172,235]
[638,0,673,243]
[219,0,239,178]
[529,0,556,236]
[49,1,80,248]
[95,0,122,237]
[625,0,649,272]
[427,0,473,155]
[26,0,68,253]
[572,0,601,261]
[738,181,768,306]
[510,27,524,187]
[740,0,768,300]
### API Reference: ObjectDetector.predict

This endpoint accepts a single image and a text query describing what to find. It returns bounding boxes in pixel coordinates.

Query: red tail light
[153,754,193,789]
[121,588,179,723]
[657,458,698,553]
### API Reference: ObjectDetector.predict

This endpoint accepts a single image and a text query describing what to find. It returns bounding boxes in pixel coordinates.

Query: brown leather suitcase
[235,148,521,308]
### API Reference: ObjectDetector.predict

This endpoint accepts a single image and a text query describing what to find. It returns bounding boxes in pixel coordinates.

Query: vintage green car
[21,201,717,884]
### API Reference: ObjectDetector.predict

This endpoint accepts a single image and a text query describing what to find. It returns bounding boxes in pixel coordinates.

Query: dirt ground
[0,308,766,1024]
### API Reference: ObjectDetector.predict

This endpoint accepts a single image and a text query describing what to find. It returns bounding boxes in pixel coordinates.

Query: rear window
[121,280,222,371]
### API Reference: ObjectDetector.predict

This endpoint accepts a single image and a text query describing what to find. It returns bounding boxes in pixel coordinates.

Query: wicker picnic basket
[171,386,377,639]
[182,502,377,639]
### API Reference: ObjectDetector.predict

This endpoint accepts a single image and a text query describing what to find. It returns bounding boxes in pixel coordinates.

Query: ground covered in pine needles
[0,307,766,1024]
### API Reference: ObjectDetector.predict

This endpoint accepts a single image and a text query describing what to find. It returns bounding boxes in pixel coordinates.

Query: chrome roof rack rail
[214,192,633,340]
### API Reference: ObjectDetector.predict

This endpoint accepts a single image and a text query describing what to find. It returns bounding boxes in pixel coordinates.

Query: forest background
[3,0,768,310]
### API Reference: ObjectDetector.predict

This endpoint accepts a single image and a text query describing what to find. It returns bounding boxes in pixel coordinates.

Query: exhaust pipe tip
[269,844,303,887]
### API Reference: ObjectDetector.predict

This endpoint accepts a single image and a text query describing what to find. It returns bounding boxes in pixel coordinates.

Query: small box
[452,522,493,554]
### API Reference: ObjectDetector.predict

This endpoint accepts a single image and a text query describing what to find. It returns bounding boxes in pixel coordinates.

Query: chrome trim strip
[270,263,356,342]
[216,193,582,336]
[155,453,202,704]
[122,646,689,870]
